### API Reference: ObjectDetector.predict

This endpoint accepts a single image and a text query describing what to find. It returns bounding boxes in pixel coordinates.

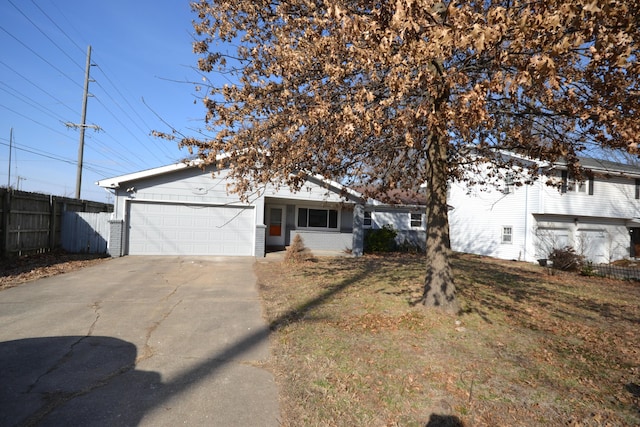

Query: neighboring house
[96,160,426,257]
[448,157,640,264]
[362,189,428,251]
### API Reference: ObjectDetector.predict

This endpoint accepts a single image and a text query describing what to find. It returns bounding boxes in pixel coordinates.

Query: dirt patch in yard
[0,250,110,291]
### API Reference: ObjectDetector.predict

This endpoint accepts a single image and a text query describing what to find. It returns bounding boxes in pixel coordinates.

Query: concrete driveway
[0,256,280,426]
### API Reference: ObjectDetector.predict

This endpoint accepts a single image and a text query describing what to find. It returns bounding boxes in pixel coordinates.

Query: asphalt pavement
[0,256,280,426]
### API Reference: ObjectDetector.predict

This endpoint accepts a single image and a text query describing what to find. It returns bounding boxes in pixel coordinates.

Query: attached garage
[577,229,607,264]
[98,160,363,258]
[127,201,255,256]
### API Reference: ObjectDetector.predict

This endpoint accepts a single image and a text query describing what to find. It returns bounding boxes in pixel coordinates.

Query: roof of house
[354,187,427,206]
[497,149,640,177]
[577,157,640,177]
[96,159,204,189]
[95,159,367,202]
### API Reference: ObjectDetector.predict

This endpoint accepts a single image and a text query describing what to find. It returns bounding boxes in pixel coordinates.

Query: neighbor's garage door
[578,229,607,264]
[127,201,254,255]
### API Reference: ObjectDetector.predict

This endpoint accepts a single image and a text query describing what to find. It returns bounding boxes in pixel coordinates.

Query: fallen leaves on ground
[0,250,109,290]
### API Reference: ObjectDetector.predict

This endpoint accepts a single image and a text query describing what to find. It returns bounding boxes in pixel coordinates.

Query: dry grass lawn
[256,253,640,426]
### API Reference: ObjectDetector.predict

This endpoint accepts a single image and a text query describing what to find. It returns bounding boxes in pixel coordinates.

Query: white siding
[114,167,251,221]
[539,175,640,218]
[368,210,424,231]
[264,176,354,204]
[449,182,535,261]
[449,171,636,264]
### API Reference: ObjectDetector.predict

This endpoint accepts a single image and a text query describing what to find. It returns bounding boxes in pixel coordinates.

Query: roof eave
[96,159,206,189]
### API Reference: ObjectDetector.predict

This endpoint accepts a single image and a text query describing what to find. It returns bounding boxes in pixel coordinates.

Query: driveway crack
[87,301,101,335]
[26,301,102,393]
[20,363,136,427]
[137,287,183,364]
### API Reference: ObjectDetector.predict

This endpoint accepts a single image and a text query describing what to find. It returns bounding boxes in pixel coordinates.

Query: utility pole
[66,45,100,199]
[7,128,12,189]
[16,176,26,191]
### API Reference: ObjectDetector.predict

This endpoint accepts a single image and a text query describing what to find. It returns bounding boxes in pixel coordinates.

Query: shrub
[364,225,398,253]
[548,246,584,271]
[581,262,598,277]
[284,234,314,263]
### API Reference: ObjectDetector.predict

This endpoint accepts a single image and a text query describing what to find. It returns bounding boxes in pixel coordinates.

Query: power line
[92,95,166,164]
[0,103,73,139]
[93,64,155,131]
[32,2,174,165]
[0,24,83,91]
[91,76,174,160]
[85,134,146,170]
[0,140,127,177]
[29,0,86,56]
[7,0,85,73]
[0,84,144,174]
[0,60,77,117]
[89,54,187,165]
[0,82,69,124]
[2,2,189,179]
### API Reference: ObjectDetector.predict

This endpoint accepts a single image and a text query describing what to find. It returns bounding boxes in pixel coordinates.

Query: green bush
[364,225,398,252]
[580,262,598,277]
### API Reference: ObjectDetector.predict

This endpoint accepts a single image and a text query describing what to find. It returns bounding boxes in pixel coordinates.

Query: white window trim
[296,206,340,231]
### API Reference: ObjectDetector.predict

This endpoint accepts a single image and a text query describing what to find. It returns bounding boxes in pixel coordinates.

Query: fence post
[2,189,10,257]
[49,195,57,250]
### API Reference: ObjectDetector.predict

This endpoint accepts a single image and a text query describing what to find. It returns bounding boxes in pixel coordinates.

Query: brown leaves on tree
[183,0,639,308]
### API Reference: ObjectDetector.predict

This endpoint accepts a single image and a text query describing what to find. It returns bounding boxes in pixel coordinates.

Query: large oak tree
[179,0,639,312]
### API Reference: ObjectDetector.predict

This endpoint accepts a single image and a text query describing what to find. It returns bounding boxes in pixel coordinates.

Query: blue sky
[0,1,208,202]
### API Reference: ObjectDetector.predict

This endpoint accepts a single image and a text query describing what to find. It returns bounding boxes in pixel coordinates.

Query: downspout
[523,183,529,261]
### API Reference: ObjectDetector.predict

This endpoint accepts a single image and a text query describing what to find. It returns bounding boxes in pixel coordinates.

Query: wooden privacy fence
[0,189,112,257]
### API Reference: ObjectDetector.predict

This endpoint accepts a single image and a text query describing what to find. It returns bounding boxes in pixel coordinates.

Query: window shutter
[561,170,568,193]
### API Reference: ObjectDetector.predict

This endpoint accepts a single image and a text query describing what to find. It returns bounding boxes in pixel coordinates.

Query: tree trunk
[422,130,459,313]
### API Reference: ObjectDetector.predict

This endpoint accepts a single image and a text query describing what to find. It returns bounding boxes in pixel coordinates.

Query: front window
[561,170,593,195]
[297,208,338,229]
[504,172,515,194]
[502,226,513,244]
[410,213,423,228]
[363,211,372,228]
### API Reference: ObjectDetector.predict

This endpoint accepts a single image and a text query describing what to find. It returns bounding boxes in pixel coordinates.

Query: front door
[266,206,286,247]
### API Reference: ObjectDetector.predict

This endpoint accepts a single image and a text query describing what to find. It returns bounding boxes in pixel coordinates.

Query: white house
[96,160,425,257]
[448,157,640,264]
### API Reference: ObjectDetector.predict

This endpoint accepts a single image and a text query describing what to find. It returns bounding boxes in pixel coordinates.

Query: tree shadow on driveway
[1,264,370,426]
[0,336,159,426]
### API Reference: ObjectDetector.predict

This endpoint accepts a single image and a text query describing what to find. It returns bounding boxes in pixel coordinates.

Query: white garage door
[578,229,607,264]
[127,202,254,256]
